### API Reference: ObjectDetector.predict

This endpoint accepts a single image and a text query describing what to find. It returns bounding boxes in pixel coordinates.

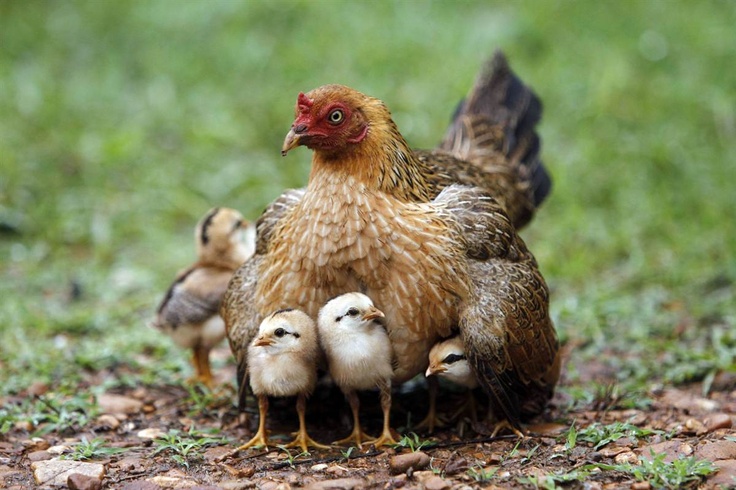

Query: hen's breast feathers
[254,174,470,381]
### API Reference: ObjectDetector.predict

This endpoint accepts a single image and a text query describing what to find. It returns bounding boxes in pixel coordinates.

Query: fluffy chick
[317,293,396,448]
[426,336,480,429]
[237,308,328,453]
[154,207,253,387]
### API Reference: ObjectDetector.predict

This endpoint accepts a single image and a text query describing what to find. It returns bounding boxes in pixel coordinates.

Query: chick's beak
[362,306,385,322]
[425,363,446,377]
[281,123,307,156]
[254,336,273,347]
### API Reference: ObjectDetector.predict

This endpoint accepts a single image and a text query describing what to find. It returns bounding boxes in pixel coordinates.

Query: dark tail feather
[448,50,552,208]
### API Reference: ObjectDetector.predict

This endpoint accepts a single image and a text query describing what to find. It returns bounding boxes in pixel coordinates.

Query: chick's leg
[414,376,445,433]
[235,395,271,450]
[365,379,397,448]
[490,418,526,439]
[334,391,374,447]
[188,345,214,388]
[284,393,331,452]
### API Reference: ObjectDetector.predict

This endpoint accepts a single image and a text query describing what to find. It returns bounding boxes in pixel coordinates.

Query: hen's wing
[419,50,550,229]
[154,266,232,329]
[436,185,560,429]
[222,188,305,409]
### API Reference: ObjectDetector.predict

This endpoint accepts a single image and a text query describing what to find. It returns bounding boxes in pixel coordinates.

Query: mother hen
[224,51,559,434]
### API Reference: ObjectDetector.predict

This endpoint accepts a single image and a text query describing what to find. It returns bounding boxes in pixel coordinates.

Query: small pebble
[704,413,732,433]
[389,451,430,475]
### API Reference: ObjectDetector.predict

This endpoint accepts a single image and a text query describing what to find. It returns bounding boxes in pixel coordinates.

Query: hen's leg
[414,376,446,433]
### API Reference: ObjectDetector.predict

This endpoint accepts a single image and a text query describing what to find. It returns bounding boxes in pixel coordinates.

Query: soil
[1,346,735,490]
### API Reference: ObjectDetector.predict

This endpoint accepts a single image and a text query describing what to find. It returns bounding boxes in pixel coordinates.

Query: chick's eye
[347,307,359,317]
[274,328,286,338]
[443,353,466,364]
[328,109,344,125]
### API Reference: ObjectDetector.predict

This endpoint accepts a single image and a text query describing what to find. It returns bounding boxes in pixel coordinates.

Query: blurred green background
[1,1,734,397]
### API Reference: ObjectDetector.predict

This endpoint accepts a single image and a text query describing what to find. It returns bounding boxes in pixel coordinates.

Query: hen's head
[282,85,388,156]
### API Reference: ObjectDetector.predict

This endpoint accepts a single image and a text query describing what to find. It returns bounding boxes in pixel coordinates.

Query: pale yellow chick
[317,292,396,448]
[238,308,328,453]
[153,207,253,387]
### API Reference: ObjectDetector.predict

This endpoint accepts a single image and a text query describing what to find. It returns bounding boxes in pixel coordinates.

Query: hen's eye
[328,109,344,124]
[347,307,359,316]
[274,328,286,338]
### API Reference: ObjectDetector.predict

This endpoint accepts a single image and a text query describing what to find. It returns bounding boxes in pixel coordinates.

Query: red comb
[297,92,314,113]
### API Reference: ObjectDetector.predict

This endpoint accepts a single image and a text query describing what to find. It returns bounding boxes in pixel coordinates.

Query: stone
[219,480,257,490]
[423,475,451,490]
[136,428,167,440]
[694,440,736,461]
[703,413,732,433]
[27,450,52,462]
[31,460,105,486]
[389,451,430,474]
[97,393,143,415]
[708,459,736,487]
[95,414,121,430]
[68,472,103,490]
[304,478,365,490]
[120,482,162,490]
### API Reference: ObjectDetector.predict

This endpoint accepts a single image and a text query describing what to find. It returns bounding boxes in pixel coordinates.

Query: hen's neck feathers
[308,99,433,203]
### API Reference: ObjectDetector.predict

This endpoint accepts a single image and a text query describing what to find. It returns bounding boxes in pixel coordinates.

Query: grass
[0,2,734,485]
[63,436,129,461]
[151,427,229,468]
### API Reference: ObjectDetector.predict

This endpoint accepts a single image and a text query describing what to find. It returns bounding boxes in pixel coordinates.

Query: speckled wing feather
[419,50,550,229]
[222,188,305,409]
[436,185,560,428]
[155,266,231,329]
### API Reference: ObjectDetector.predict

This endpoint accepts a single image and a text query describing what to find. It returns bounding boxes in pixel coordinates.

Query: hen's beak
[254,336,273,347]
[281,125,305,156]
[362,306,385,322]
[425,364,446,377]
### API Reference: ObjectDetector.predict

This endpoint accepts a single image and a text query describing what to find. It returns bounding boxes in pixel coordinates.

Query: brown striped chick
[426,336,481,429]
[236,308,329,453]
[317,293,397,448]
[153,207,253,387]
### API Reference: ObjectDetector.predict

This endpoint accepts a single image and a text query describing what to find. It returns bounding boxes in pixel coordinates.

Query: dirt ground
[1,346,735,490]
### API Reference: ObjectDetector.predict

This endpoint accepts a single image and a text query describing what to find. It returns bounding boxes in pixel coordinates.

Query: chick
[237,308,328,452]
[426,336,480,428]
[317,293,396,448]
[153,207,253,387]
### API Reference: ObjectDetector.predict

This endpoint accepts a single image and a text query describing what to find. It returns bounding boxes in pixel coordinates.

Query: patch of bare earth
[1,346,734,489]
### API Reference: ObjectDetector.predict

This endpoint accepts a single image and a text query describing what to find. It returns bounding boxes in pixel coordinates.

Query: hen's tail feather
[444,50,552,208]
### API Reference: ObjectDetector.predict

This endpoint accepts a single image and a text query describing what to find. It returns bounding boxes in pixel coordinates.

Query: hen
[153,207,253,387]
[224,51,559,434]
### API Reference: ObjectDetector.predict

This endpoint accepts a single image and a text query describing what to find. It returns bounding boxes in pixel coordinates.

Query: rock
[304,478,365,490]
[630,483,651,490]
[708,459,736,487]
[22,437,49,451]
[31,460,105,486]
[703,413,732,433]
[97,393,143,415]
[149,475,198,487]
[95,414,121,431]
[120,482,162,490]
[423,476,451,490]
[613,451,638,465]
[694,440,736,461]
[219,480,257,490]
[47,444,73,455]
[389,451,430,474]
[68,472,103,490]
[310,463,328,472]
[27,450,52,462]
[136,428,167,440]
[638,440,694,463]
